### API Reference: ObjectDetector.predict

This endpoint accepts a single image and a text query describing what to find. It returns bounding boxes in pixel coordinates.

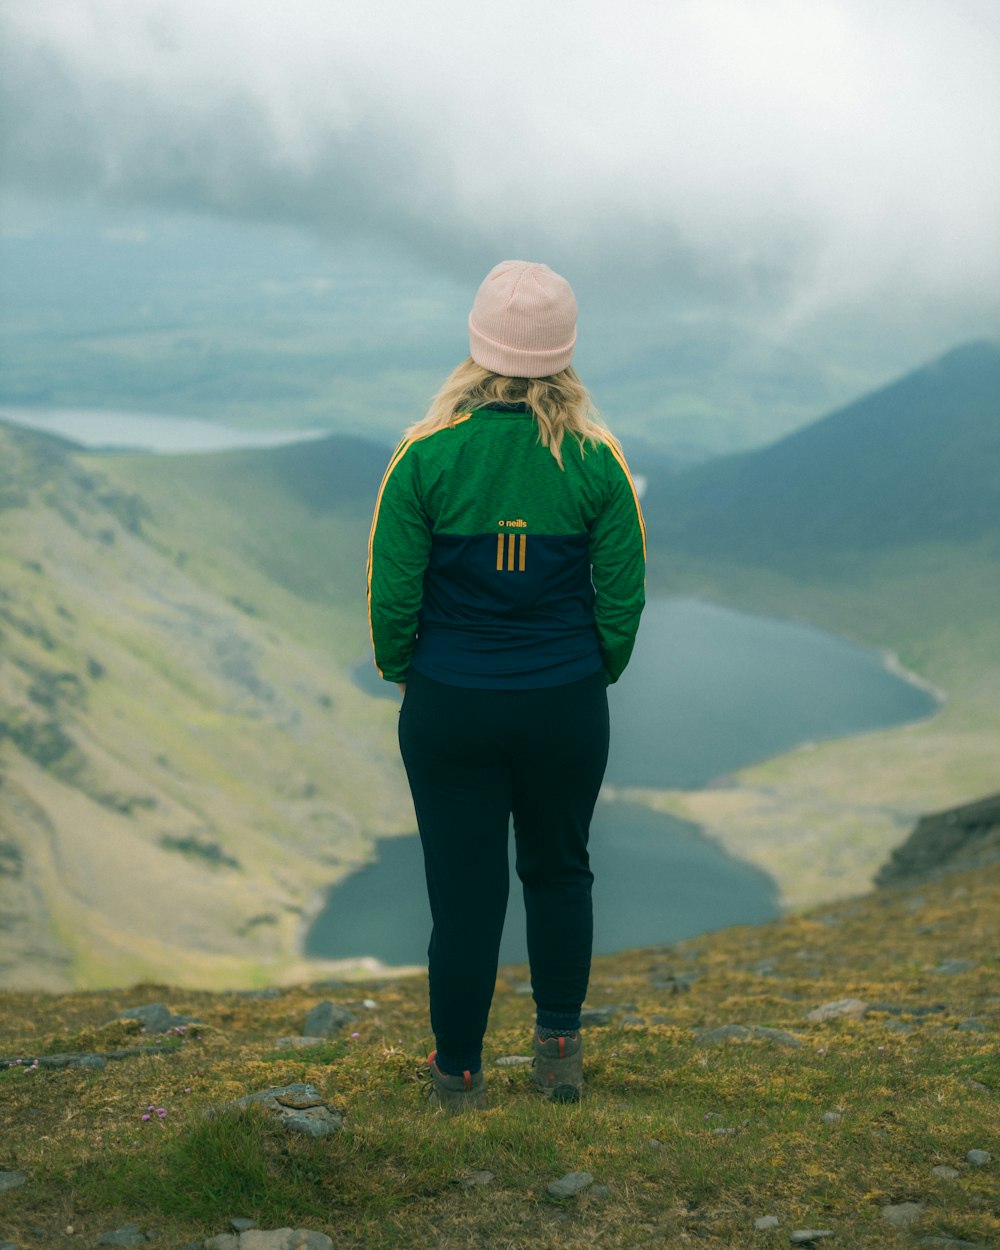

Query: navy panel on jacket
[411,532,604,688]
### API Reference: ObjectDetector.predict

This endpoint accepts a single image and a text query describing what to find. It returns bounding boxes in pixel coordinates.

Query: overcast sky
[2,0,998,436]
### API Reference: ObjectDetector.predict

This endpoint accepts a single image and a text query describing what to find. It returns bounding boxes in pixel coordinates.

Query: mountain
[643,340,1000,565]
[0,421,408,991]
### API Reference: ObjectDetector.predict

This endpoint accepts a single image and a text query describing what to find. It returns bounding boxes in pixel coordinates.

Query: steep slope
[645,340,1000,564]
[0,423,409,991]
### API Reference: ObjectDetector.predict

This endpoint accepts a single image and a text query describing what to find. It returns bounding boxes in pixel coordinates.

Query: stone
[0,1171,27,1192]
[805,998,867,1022]
[205,1238,238,1250]
[966,1149,991,1166]
[231,1219,257,1232]
[0,1242,17,1250]
[590,1184,612,1199]
[236,1233,332,1250]
[235,986,283,1000]
[303,1001,354,1037]
[884,1019,914,1034]
[274,1037,326,1050]
[933,960,976,975]
[931,1165,960,1179]
[227,1085,343,1138]
[580,1007,615,1027]
[96,1225,149,1246]
[755,1215,780,1230]
[821,1111,842,1124]
[957,1018,988,1032]
[694,1023,802,1047]
[915,1239,985,1248]
[789,1232,835,1244]
[621,1015,646,1027]
[117,1003,197,1034]
[881,1202,924,1227]
[460,1171,495,1187]
[650,973,693,993]
[546,1171,594,1198]
[494,1055,533,1067]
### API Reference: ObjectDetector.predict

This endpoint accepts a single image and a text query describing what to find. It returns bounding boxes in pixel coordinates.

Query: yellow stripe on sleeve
[606,436,647,560]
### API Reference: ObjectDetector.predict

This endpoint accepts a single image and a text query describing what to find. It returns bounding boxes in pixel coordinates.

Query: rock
[694,1024,802,1048]
[647,1138,663,1148]
[235,987,283,1000]
[821,1111,842,1124]
[96,1225,149,1246]
[966,1149,991,1166]
[805,998,867,1022]
[957,1018,988,1032]
[0,1242,17,1250]
[546,1171,594,1198]
[650,973,693,993]
[881,1202,923,1227]
[229,1232,332,1250]
[789,1232,835,1244]
[755,1215,780,1230]
[460,1171,495,1187]
[884,1019,915,1034]
[915,1238,986,1248]
[580,1007,615,1027]
[205,1238,238,1250]
[621,1015,646,1027]
[933,960,976,975]
[590,1184,612,1199]
[0,1171,27,1192]
[274,1037,326,1050]
[303,1001,354,1037]
[495,1055,533,1066]
[117,1002,198,1033]
[931,1165,960,1179]
[230,1219,257,1232]
[227,1085,343,1138]
[712,1126,736,1135]
[876,793,1000,887]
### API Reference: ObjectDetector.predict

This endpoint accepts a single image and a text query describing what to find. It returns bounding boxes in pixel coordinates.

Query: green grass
[1,864,996,1249]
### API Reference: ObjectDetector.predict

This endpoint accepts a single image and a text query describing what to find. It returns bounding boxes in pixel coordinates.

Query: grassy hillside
[0,424,411,992]
[0,860,996,1249]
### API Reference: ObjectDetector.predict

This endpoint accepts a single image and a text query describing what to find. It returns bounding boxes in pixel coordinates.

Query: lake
[0,405,329,453]
[307,597,938,964]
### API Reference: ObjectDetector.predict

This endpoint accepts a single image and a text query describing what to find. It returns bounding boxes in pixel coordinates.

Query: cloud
[2,0,999,332]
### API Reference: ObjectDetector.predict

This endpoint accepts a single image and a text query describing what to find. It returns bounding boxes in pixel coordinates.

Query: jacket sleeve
[366,440,432,683]
[589,439,646,684]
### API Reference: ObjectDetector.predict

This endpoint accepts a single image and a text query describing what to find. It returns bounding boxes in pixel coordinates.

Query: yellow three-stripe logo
[496,533,527,572]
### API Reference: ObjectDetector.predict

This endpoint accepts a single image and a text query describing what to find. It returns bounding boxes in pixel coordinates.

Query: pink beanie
[468,260,577,378]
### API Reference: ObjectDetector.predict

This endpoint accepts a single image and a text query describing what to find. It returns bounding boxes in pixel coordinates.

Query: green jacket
[367,405,645,688]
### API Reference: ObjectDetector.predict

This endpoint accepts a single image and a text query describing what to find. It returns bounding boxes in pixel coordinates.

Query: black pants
[397,668,610,1067]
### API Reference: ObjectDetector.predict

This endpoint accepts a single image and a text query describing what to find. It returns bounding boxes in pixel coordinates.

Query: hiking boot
[532,1031,583,1102]
[423,1051,488,1113]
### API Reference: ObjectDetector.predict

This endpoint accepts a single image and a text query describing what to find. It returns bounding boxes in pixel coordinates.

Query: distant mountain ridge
[643,340,1000,565]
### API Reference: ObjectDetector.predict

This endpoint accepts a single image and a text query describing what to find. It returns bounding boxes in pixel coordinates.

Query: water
[308,597,938,963]
[0,405,329,453]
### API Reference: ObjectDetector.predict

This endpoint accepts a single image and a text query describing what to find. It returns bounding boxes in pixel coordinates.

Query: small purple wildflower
[141,1114,151,1121]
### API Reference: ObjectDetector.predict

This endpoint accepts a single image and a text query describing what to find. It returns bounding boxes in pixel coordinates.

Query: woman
[367,260,645,1111]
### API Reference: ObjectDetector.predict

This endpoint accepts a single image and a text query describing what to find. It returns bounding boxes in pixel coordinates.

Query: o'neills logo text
[499,518,528,528]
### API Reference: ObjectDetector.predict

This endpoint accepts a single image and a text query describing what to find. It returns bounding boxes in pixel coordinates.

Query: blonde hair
[405,358,611,468]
